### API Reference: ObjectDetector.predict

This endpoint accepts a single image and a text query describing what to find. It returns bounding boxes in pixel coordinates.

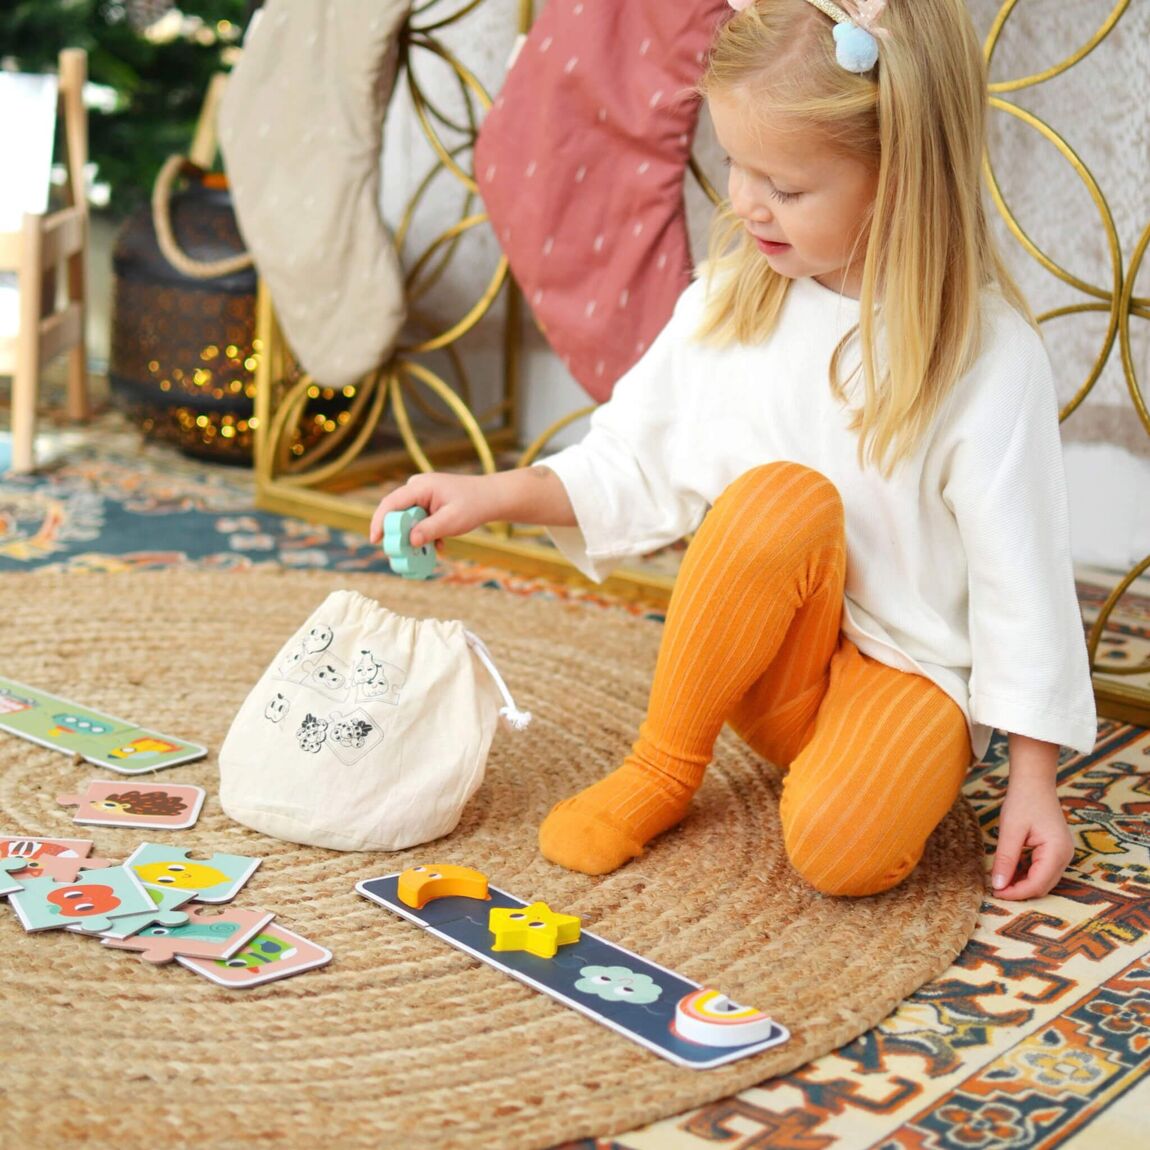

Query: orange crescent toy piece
[397,864,490,910]
[673,988,778,1048]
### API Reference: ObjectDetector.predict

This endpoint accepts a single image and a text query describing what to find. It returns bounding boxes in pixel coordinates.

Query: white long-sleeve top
[544,275,1097,758]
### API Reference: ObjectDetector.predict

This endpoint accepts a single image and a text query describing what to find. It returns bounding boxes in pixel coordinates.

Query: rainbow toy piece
[673,988,779,1047]
[381,506,437,579]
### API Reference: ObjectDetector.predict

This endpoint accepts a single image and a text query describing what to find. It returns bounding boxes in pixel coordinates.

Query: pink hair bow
[726,0,889,39]
[842,1,890,41]
[726,0,888,73]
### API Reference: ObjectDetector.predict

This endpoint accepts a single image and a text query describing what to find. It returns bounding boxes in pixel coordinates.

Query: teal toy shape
[124,843,262,903]
[381,506,436,579]
[7,866,157,933]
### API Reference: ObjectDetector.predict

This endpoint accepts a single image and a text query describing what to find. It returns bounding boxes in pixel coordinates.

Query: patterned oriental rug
[2,417,1149,1149]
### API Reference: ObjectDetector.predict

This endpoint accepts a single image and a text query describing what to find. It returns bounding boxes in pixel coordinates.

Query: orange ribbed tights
[538,462,971,895]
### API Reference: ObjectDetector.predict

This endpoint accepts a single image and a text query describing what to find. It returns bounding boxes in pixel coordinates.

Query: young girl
[371,0,1097,900]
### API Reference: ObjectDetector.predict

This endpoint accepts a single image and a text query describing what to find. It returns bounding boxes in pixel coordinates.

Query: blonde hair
[698,0,1031,473]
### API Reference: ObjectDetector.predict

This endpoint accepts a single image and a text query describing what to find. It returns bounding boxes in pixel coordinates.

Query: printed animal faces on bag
[274,629,408,709]
[291,706,384,765]
[264,603,415,761]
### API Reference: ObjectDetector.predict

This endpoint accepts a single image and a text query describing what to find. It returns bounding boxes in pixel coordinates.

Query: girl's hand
[369,472,505,548]
[991,735,1074,901]
[369,466,576,549]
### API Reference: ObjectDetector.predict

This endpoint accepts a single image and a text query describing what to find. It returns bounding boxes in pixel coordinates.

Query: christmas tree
[1,0,249,216]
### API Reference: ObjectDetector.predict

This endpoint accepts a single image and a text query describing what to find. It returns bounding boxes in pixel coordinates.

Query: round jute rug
[0,571,985,1149]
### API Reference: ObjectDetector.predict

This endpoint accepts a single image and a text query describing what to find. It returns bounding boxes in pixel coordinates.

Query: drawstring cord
[464,631,532,731]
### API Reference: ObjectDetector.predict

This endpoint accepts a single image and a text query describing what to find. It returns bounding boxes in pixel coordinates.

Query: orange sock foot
[538,758,698,875]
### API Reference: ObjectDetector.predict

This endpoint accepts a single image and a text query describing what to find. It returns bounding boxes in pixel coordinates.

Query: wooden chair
[0,48,91,473]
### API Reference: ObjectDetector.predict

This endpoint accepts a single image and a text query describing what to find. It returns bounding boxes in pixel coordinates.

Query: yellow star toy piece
[488,901,581,959]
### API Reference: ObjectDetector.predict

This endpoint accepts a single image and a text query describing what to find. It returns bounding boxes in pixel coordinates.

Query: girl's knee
[719,462,840,514]
[782,810,922,897]
[708,464,845,555]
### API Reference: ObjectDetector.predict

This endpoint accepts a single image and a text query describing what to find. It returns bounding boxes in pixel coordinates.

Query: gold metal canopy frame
[983,0,1148,725]
[251,0,1149,724]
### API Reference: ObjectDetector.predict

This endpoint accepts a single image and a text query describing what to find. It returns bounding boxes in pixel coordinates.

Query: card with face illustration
[66,885,196,938]
[124,844,262,903]
[0,676,207,773]
[0,836,110,893]
[8,866,157,933]
[101,905,276,964]
[176,923,333,987]
[57,780,206,830]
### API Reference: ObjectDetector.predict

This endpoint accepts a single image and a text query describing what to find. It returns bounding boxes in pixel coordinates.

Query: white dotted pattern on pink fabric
[473,0,730,401]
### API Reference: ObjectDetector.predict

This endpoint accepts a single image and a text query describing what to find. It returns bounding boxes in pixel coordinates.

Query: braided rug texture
[0,571,985,1149]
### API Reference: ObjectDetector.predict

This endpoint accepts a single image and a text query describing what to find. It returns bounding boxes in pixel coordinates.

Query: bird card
[0,676,207,773]
[101,905,275,964]
[0,836,110,893]
[1,835,95,875]
[124,843,262,903]
[176,923,333,987]
[66,885,196,938]
[7,866,158,933]
[57,781,206,830]
[358,869,789,1070]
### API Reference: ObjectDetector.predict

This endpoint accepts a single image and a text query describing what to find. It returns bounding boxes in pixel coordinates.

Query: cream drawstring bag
[219,590,530,851]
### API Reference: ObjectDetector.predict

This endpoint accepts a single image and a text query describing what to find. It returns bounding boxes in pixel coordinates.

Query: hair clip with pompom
[727,0,888,75]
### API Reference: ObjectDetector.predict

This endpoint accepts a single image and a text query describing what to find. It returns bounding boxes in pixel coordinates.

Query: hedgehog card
[57,781,206,830]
